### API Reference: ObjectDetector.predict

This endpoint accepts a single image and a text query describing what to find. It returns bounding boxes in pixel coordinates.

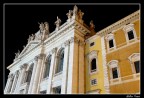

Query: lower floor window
[53,86,61,94]
[134,61,140,73]
[112,67,118,79]
[40,90,47,94]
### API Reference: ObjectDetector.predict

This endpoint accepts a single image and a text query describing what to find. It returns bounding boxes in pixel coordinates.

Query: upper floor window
[25,64,34,83]
[107,60,120,79]
[128,53,140,74]
[128,30,134,40]
[91,58,97,73]
[123,24,137,43]
[105,33,116,51]
[109,39,114,48]
[55,49,64,74]
[87,50,98,74]
[43,55,51,78]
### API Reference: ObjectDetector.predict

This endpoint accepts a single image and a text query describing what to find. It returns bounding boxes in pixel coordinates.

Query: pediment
[18,41,40,57]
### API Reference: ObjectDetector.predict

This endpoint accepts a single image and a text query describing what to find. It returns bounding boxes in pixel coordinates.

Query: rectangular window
[53,86,61,94]
[90,42,95,47]
[40,90,47,94]
[109,39,114,48]
[134,61,140,73]
[91,79,97,85]
[112,67,118,79]
[128,30,134,40]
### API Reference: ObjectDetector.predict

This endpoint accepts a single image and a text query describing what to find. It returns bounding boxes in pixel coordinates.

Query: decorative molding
[87,10,139,39]
[101,37,110,94]
[107,60,118,68]
[128,53,140,62]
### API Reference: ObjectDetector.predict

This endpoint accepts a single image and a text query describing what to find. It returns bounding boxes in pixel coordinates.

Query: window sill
[54,71,62,76]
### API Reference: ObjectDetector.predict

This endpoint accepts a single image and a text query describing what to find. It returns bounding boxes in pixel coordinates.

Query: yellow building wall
[110,80,140,94]
[85,36,106,94]
[106,19,140,93]
[133,20,140,39]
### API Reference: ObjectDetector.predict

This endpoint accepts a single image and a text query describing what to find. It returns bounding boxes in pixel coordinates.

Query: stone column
[6,74,14,94]
[31,54,45,94]
[101,36,110,94]
[61,40,70,94]
[14,64,27,94]
[78,40,85,94]
[4,74,12,94]
[28,58,38,94]
[10,70,19,93]
[67,37,79,94]
[46,48,57,94]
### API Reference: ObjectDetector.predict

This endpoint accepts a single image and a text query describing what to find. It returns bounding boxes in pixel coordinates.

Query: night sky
[4,4,140,86]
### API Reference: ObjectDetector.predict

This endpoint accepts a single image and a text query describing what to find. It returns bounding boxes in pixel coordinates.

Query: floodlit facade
[4,5,140,94]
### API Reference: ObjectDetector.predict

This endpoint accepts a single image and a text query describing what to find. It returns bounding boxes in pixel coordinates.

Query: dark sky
[4,4,140,86]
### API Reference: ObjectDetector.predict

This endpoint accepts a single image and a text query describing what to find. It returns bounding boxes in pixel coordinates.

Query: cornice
[87,10,140,41]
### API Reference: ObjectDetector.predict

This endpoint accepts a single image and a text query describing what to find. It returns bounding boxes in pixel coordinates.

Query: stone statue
[30,34,35,40]
[66,10,72,19]
[15,50,20,58]
[78,9,84,19]
[90,20,95,30]
[44,22,49,33]
[27,35,31,43]
[39,22,45,33]
[73,5,78,15]
[55,16,61,29]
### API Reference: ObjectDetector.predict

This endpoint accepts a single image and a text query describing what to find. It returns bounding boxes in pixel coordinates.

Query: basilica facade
[4,5,140,94]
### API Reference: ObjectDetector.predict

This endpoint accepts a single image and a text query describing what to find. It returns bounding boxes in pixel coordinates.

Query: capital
[69,37,79,44]
[64,40,70,47]
[79,40,85,47]
[51,48,57,54]
[38,54,46,59]
[8,74,14,79]
[20,63,27,70]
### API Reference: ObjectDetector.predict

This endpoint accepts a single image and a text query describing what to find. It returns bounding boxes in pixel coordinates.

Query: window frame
[123,24,137,43]
[107,60,120,80]
[87,50,98,74]
[105,33,116,52]
[43,55,52,79]
[128,53,140,74]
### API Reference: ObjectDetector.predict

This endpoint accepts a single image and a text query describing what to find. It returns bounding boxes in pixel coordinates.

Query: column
[31,54,45,94]
[67,36,79,94]
[78,40,85,94]
[10,70,19,93]
[28,58,38,94]
[14,64,27,94]
[46,48,57,94]
[101,36,110,94]
[4,74,12,94]
[61,40,70,94]
[6,74,14,94]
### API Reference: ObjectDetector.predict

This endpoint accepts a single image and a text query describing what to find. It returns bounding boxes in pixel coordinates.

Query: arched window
[91,58,97,72]
[25,64,34,83]
[43,55,51,78]
[55,49,64,74]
